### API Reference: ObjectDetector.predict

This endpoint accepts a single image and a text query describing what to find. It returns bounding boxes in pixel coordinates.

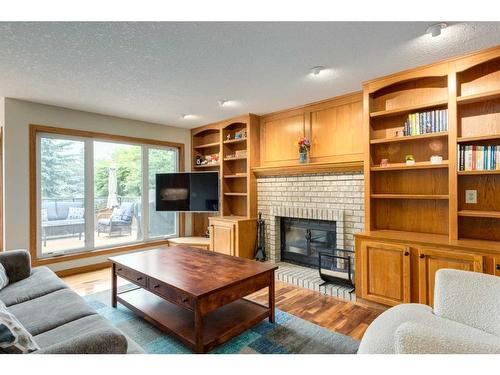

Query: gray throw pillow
[0,300,40,354]
[0,263,8,291]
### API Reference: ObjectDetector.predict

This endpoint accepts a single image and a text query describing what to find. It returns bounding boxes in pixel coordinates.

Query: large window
[37,130,180,258]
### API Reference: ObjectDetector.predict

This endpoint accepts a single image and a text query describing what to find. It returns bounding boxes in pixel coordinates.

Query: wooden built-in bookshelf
[356,46,500,308]
[363,45,500,244]
[190,114,259,236]
[455,51,500,242]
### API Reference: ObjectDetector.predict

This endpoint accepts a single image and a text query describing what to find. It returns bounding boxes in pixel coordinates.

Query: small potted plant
[296,137,311,163]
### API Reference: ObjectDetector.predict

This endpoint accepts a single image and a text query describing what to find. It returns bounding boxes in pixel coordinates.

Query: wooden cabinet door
[309,100,363,162]
[209,221,235,256]
[418,247,483,306]
[260,114,304,166]
[360,241,411,306]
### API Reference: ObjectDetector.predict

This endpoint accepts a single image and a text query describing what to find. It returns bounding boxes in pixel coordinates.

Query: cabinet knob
[404,251,409,256]
[419,254,425,259]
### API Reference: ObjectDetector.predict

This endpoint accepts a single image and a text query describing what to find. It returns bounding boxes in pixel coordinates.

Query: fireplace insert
[280,217,354,289]
[280,217,336,268]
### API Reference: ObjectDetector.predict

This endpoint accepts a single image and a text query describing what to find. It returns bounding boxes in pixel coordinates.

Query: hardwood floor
[63,267,383,340]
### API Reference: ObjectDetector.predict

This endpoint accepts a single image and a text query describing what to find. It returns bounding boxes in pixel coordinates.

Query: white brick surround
[256,172,365,262]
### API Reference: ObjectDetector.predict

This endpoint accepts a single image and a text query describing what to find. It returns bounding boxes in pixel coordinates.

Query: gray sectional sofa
[0,249,143,354]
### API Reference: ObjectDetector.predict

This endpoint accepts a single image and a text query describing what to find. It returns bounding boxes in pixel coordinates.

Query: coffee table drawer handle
[181,296,189,303]
[117,268,123,271]
[136,276,143,281]
[153,284,160,289]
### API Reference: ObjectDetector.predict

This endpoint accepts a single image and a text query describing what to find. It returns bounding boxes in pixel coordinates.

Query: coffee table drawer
[148,277,193,310]
[116,265,147,287]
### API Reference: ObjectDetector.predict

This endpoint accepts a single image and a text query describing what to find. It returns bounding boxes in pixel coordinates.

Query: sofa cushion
[0,250,32,283]
[33,314,118,348]
[0,263,8,291]
[41,201,58,221]
[8,288,96,336]
[34,314,143,354]
[56,201,84,221]
[67,207,85,220]
[98,218,131,226]
[357,303,433,354]
[0,267,68,307]
[0,300,40,354]
[395,320,500,354]
[434,269,500,337]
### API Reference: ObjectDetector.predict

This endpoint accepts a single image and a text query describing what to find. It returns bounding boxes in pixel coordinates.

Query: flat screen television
[155,172,219,212]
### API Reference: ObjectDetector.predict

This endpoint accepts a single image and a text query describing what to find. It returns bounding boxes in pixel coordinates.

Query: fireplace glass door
[280,218,336,268]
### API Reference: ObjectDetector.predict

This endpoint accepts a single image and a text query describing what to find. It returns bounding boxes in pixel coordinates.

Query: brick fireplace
[256,171,364,299]
[257,172,365,262]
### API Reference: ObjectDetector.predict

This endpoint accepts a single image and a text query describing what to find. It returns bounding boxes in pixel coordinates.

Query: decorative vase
[299,152,308,164]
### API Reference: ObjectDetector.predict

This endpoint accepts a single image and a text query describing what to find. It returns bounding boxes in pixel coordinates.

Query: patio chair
[96,202,135,237]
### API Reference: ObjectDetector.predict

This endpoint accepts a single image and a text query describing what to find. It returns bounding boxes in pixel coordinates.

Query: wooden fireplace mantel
[251,160,363,177]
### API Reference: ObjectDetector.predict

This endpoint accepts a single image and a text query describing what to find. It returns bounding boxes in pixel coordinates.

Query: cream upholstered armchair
[358,269,500,354]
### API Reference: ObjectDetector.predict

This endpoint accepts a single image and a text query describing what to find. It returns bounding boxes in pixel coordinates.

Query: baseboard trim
[55,261,111,277]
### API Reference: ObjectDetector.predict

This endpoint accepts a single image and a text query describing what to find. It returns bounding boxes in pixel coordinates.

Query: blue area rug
[85,288,359,354]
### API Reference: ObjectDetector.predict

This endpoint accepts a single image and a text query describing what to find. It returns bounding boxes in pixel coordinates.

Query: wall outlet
[465,190,477,204]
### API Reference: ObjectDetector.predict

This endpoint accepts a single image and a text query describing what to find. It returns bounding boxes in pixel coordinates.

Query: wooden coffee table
[109,246,278,353]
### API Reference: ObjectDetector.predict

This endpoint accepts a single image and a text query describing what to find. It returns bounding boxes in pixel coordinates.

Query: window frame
[30,124,185,266]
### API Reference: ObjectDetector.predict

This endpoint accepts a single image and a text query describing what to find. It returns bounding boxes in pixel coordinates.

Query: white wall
[3,98,191,271]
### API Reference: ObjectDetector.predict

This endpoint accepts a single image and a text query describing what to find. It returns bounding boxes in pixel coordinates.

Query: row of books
[458,145,500,171]
[403,109,448,136]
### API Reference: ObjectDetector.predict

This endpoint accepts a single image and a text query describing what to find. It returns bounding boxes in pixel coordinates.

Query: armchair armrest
[34,328,128,354]
[0,249,32,283]
[394,321,500,354]
[433,269,500,336]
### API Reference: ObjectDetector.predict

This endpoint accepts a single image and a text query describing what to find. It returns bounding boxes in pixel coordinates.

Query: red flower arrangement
[296,137,311,153]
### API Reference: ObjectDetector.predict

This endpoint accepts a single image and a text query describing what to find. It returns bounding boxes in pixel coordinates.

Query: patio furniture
[97,202,135,237]
[41,201,85,246]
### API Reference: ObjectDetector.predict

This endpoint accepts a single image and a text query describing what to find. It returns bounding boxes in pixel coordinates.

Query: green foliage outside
[41,138,176,200]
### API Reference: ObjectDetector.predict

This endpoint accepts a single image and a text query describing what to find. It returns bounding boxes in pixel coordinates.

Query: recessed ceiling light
[218,99,240,108]
[426,23,447,37]
[180,114,196,120]
[310,66,326,76]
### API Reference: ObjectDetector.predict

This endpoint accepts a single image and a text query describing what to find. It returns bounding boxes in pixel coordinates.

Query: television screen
[155,172,219,212]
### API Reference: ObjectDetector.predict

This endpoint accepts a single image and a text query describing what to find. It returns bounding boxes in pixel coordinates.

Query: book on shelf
[458,144,500,171]
[403,109,448,136]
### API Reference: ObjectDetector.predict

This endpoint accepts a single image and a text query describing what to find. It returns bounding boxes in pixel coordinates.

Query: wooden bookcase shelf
[190,114,259,235]
[356,47,500,309]
[455,53,500,242]
[364,49,500,243]
[457,134,500,143]
[193,163,220,168]
[193,142,220,149]
[458,170,500,175]
[223,138,247,144]
[456,88,500,105]
[223,156,247,161]
[371,194,449,200]
[370,161,449,172]
[458,210,500,219]
[370,132,448,144]
[369,100,448,118]
[364,71,451,237]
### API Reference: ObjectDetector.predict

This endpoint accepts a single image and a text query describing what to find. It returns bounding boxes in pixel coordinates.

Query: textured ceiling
[0,22,499,128]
